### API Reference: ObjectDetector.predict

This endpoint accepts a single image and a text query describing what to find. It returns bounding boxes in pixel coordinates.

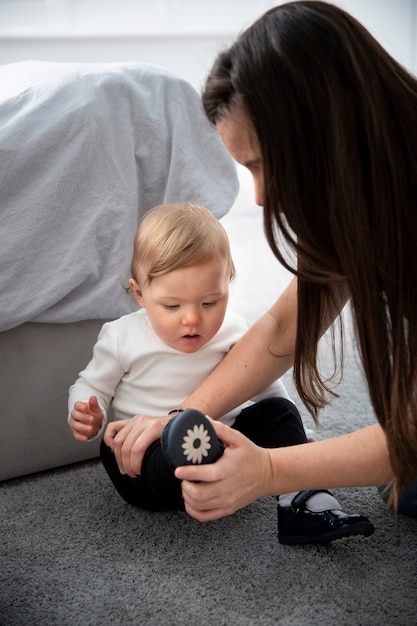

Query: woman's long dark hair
[202,1,417,493]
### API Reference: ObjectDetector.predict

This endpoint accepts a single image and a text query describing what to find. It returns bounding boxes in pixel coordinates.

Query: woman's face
[216,107,265,207]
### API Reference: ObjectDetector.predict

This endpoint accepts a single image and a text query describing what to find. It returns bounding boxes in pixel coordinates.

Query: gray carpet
[1,403,417,625]
[2,175,417,625]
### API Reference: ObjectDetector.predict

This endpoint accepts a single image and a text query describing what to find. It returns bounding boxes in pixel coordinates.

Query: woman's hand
[175,419,273,521]
[103,413,171,477]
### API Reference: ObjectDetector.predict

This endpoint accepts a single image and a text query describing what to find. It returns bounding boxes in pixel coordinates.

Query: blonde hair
[131,203,235,287]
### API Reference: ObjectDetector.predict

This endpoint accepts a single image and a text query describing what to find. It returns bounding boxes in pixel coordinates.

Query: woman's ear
[129,278,145,307]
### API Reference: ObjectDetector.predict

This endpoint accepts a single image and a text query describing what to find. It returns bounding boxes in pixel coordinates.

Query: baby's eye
[164,304,180,310]
[202,301,217,308]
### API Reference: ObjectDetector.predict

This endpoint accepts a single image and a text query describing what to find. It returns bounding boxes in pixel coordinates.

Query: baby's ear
[129,278,144,307]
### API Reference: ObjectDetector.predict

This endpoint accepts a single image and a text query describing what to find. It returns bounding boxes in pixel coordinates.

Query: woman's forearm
[176,421,393,522]
[267,422,393,495]
[182,278,298,418]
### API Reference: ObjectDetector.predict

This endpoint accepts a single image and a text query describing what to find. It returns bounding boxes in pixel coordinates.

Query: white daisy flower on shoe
[181,424,212,464]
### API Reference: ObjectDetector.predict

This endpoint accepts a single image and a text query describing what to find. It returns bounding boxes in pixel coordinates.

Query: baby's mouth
[181,333,201,343]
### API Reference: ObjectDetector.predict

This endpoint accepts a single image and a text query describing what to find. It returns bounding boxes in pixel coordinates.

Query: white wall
[0,0,415,89]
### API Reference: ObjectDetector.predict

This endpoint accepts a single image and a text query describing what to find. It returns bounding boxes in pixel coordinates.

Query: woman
[105,1,417,520]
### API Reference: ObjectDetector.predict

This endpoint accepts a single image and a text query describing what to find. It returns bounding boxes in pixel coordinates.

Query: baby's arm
[68,320,123,441]
[70,395,104,442]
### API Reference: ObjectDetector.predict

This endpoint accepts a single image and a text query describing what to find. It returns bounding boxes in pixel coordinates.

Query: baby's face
[134,259,230,353]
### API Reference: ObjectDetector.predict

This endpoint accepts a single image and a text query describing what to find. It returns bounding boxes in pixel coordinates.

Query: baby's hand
[70,395,104,442]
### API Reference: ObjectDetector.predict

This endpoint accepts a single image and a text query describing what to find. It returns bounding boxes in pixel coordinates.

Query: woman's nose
[252,171,264,206]
[253,179,264,206]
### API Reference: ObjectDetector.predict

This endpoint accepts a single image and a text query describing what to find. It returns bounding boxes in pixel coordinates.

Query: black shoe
[277,490,375,545]
[161,409,224,470]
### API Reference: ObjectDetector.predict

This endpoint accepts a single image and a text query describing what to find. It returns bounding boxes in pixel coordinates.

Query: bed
[0,60,238,481]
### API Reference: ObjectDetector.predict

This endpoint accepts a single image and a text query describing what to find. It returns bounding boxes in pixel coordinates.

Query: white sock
[278,491,341,512]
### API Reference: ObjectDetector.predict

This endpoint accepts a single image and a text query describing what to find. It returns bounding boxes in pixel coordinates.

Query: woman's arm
[176,420,393,521]
[182,276,350,417]
[182,277,298,417]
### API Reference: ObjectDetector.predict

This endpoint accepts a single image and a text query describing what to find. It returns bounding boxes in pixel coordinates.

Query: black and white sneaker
[161,409,224,470]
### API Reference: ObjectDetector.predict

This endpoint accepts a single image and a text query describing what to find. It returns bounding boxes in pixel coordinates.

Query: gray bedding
[0,60,238,332]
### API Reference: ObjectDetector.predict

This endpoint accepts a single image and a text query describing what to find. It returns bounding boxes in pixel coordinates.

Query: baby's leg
[231,397,307,448]
[100,439,184,512]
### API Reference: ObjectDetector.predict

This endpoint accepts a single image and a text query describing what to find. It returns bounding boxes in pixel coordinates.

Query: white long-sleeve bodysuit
[68,309,290,435]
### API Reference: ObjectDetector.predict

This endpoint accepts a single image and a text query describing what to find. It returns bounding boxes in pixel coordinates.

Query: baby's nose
[181,308,202,326]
